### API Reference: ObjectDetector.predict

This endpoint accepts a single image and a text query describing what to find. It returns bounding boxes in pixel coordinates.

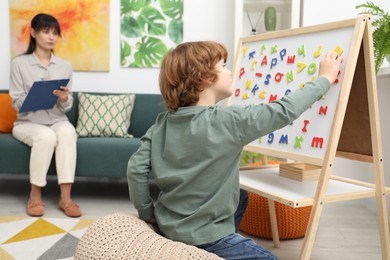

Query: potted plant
[356,1,390,72]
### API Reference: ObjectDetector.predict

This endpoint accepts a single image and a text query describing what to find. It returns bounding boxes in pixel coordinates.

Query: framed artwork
[120,0,184,68]
[10,0,110,72]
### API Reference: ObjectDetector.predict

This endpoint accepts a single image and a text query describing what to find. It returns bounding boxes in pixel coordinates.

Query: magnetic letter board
[229,19,363,166]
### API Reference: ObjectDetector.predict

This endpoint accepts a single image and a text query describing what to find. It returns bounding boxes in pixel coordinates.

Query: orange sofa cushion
[0,94,17,133]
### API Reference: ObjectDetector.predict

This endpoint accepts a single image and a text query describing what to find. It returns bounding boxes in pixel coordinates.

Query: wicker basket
[239,192,312,239]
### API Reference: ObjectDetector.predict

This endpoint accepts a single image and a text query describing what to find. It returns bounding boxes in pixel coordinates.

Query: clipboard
[19,79,70,113]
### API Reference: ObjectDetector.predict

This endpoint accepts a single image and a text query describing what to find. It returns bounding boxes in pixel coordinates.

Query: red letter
[239,67,245,79]
[268,94,278,103]
[319,106,328,115]
[287,55,296,63]
[302,120,310,132]
[311,137,324,149]
[274,72,284,82]
[261,55,268,66]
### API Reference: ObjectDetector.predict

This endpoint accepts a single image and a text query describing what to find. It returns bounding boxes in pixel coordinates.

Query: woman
[9,13,81,217]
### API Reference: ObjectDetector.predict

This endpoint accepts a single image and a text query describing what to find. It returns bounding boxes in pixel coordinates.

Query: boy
[127,41,342,259]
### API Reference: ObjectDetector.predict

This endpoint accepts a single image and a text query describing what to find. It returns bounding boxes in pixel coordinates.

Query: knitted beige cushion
[75,213,222,260]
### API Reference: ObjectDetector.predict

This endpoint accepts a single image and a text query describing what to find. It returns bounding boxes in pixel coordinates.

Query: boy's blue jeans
[196,189,279,259]
[196,233,279,260]
[234,189,249,232]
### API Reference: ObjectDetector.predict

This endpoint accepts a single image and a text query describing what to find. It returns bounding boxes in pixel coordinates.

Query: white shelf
[240,167,376,208]
[234,0,301,53]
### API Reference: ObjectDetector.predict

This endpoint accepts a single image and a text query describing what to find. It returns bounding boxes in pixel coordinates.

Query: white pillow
[76,93,135,137]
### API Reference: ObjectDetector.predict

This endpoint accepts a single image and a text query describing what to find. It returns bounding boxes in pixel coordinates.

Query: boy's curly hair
[159,41,228,112]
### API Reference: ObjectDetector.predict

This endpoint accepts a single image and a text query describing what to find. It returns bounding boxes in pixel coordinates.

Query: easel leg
[298,198,324,259]
[298,165,333,260]
[267,199,280,248]
[364,17,390,259]
[375,187,390,259]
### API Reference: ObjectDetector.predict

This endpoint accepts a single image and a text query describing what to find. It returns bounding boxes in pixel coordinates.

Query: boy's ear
[200,75,213,86]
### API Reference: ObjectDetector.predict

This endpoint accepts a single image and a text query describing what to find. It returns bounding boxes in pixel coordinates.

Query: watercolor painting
[120,0,183,68]
[10,0,110,72]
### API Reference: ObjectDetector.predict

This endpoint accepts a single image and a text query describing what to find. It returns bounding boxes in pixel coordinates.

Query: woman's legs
[13,123,57,216]
[13,123,57,188]
[13,121,80,217]
[50,121,81,217]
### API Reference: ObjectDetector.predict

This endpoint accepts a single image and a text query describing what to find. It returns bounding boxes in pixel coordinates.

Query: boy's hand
[318,51,343,84]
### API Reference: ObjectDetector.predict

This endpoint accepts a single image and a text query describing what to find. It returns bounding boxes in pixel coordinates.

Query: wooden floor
[246,202,388,260]
[0,174,388,260]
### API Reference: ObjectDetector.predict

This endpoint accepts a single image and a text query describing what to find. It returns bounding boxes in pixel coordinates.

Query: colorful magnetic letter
[268,94,277,103]
[280,48,287,61]
[334,70,341,84]
[261,44,266,55]
[264,74,271,85]
[299,83,304,89]
[235,88,240,97]
[249,51,256,59]
[307,62,317,75]
[270,58,278,69]
[271,45,278,54]
[251,84,259,95]
[239,67,245,78]
[302,120,310,132]
[279,134,288,144]
[284,89,291,96]
[259,90,266,99]
[319,106,328,115]
[242,92,249,99]
[255,72,263,77]
[268,133,274,143]
[246,79,252,89]
[311,137,324,149]
[261,56,268,66]
[286,70,294,83]
[294,136,303,149]
[298,45,306,56]
[334,45,344,56]
[243,47,248,57]
[275,72,284,82]
[252,60,258,70]
[287,55,296,63]
[297,62,306,73]
[314,44,323,57]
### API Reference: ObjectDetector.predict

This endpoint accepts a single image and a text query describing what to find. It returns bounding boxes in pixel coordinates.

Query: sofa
[0,89,165,178]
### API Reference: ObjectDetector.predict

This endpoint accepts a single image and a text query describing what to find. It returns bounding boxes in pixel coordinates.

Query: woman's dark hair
[25,13,61,54]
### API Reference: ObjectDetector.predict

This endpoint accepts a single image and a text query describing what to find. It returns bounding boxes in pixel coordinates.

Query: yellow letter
[314,44,322,57]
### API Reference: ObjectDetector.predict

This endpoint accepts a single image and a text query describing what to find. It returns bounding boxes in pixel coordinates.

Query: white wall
[302,0,390,26]
[0,0,235,93]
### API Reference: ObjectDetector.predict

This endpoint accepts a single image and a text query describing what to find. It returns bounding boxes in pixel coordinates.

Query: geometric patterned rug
[0,216,94,260]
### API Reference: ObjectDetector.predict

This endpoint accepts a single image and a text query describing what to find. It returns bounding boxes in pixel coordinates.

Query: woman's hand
[53,86,70,102]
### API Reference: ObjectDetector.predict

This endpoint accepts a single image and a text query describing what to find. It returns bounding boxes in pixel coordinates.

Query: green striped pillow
[76,93,135,137]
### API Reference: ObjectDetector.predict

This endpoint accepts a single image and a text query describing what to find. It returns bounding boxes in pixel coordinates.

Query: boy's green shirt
[127,77,331,245]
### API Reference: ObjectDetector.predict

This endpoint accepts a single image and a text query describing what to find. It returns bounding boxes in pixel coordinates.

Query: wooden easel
[237,16,390,259]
